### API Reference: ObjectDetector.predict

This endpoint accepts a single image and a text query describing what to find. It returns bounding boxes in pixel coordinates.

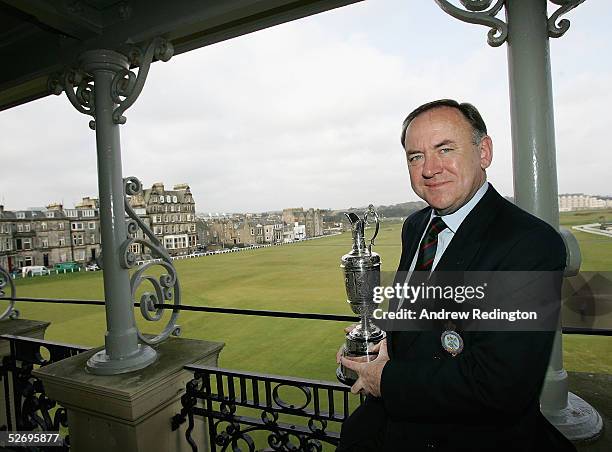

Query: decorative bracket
[111,38,173,125]
[122,176,181,345]
[548,0,586,38]
[434,0,586,45]
[49,69,96,130]
[433,0,508,47]
[47,37,174,129]
[0,266,20,320]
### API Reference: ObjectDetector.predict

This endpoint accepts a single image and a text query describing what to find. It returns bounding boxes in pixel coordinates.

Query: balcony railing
[171,365,363,452]
[0,334,91,450]
[0,296,609,451]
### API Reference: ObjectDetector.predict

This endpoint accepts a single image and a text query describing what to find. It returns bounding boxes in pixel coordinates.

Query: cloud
[0,1,609,212]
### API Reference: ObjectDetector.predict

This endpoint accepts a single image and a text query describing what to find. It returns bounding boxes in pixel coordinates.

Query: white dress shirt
[396,182,489,310]
[409,181,489,272]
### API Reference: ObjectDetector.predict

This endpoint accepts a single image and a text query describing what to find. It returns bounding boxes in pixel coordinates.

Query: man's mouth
[424,181,450,188]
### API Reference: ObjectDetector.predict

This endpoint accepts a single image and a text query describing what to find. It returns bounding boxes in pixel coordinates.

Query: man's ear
[479,135,493,170]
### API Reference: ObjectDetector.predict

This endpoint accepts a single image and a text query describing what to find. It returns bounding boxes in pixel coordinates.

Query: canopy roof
[0,0,360,111]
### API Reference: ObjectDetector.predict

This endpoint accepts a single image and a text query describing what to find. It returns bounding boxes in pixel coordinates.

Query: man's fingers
[344,355,376,364]
[340,356,362,372]
[336,345,344,364]
[344,323,357,334]
[369,341,382,353]
[350,379,364,395]
[377,339,389,359]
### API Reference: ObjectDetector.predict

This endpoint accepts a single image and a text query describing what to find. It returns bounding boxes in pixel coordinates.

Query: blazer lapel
[397,209,431,272]
[389,209,431,356]
[435,184,502,272]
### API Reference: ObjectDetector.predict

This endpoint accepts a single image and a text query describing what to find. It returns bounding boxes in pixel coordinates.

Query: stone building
[305,208,323,238]
[558,193,612,212]
[0,206,14,270]
[0,204,72,270]
[282,207,323,238]
[65,197,101,264]
[197,217,286,248]
[129,183,198,256]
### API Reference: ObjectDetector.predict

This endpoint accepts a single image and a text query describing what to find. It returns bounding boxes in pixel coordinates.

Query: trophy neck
[351,220,368,254]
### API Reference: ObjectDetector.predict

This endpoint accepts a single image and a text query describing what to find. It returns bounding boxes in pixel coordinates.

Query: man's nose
[421,153,442,178]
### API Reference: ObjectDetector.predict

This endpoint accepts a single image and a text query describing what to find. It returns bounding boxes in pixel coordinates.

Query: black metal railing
[0,297,609,452]
[0,334,91,451]
[6,297,612,336]
[172,364,363,452]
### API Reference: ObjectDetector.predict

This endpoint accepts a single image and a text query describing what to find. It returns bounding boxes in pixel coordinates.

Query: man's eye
[440,148,453,154]
[408,153,424,163]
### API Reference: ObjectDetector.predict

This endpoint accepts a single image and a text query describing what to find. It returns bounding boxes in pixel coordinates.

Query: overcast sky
[1,1,609,213]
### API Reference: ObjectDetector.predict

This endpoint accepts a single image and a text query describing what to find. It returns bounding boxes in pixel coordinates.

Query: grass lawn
[9,212,612,378]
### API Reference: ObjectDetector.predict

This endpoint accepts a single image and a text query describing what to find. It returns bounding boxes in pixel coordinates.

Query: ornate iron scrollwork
[433,0,508,47]
[48,37,173,130]
[122,176,181,345]
[53,69,97,130]
[111,37,174,125]
[548,0,586,38]
[0,266,19,320]
[0,335,90,448]
[434,0,586,45]
[173,365,363,452]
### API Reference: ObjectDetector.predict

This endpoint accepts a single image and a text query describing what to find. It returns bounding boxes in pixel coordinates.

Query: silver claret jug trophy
[337,205,386,386]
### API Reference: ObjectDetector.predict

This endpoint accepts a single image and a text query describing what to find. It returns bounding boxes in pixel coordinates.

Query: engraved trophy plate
[337,205,385,386]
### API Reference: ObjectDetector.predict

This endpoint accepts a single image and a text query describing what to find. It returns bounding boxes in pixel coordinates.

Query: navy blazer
[339,185,576,452]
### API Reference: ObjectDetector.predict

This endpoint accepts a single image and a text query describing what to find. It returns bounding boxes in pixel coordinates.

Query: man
[337,99,576,451]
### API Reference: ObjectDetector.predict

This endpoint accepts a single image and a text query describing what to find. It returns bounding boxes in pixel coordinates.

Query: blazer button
[433,353,440,360]
[424,440,436,448]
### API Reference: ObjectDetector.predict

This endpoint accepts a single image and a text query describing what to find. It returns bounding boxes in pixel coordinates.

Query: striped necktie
[415,216,448,271]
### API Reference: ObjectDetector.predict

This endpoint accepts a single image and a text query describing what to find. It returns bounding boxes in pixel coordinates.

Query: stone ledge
[33,336,224,423]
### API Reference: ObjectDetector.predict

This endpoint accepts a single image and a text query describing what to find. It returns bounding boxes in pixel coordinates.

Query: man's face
[403,106,492,215]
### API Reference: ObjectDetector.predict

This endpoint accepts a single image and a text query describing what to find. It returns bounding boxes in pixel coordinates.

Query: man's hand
[336,324,358,364]
[340,339,389,397]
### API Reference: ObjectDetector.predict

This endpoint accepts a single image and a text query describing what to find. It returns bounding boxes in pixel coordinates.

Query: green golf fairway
[9,210,612,378]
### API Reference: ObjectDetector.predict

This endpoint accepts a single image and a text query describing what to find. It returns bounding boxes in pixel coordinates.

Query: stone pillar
[33,337,223,452]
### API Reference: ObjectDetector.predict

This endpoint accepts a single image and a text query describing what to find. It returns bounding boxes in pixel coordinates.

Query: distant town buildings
[196,208,325,249]
[0,184,330,271]
[282,207,323,237]
[558,194,612,212]
[0,198,100,271]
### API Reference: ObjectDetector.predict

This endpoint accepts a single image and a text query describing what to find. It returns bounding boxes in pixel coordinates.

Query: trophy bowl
[337,206,386,386]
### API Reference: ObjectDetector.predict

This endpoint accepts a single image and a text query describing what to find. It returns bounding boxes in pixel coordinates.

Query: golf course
[8,209,612,379]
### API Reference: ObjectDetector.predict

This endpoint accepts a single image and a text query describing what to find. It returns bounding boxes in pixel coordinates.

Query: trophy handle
[364,204,379,251]
[345,212,360,225]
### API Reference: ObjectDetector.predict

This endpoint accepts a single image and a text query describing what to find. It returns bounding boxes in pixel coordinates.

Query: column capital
[48,37,174,129]
[433,0,586,46]
[79,49,130,74]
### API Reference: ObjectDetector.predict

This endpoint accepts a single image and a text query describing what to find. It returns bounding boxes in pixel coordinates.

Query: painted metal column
[49,39,180,375]
[434,0,600,441]
[506,0,558,224]
[81,50,157,374]
[505,0,601,441]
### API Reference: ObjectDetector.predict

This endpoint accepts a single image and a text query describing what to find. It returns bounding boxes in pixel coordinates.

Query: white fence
[572,224,612,238]
[137,233,341,266]
[10,233,342,278]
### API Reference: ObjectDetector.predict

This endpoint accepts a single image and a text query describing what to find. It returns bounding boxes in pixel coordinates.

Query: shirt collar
[431,181,489,233]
